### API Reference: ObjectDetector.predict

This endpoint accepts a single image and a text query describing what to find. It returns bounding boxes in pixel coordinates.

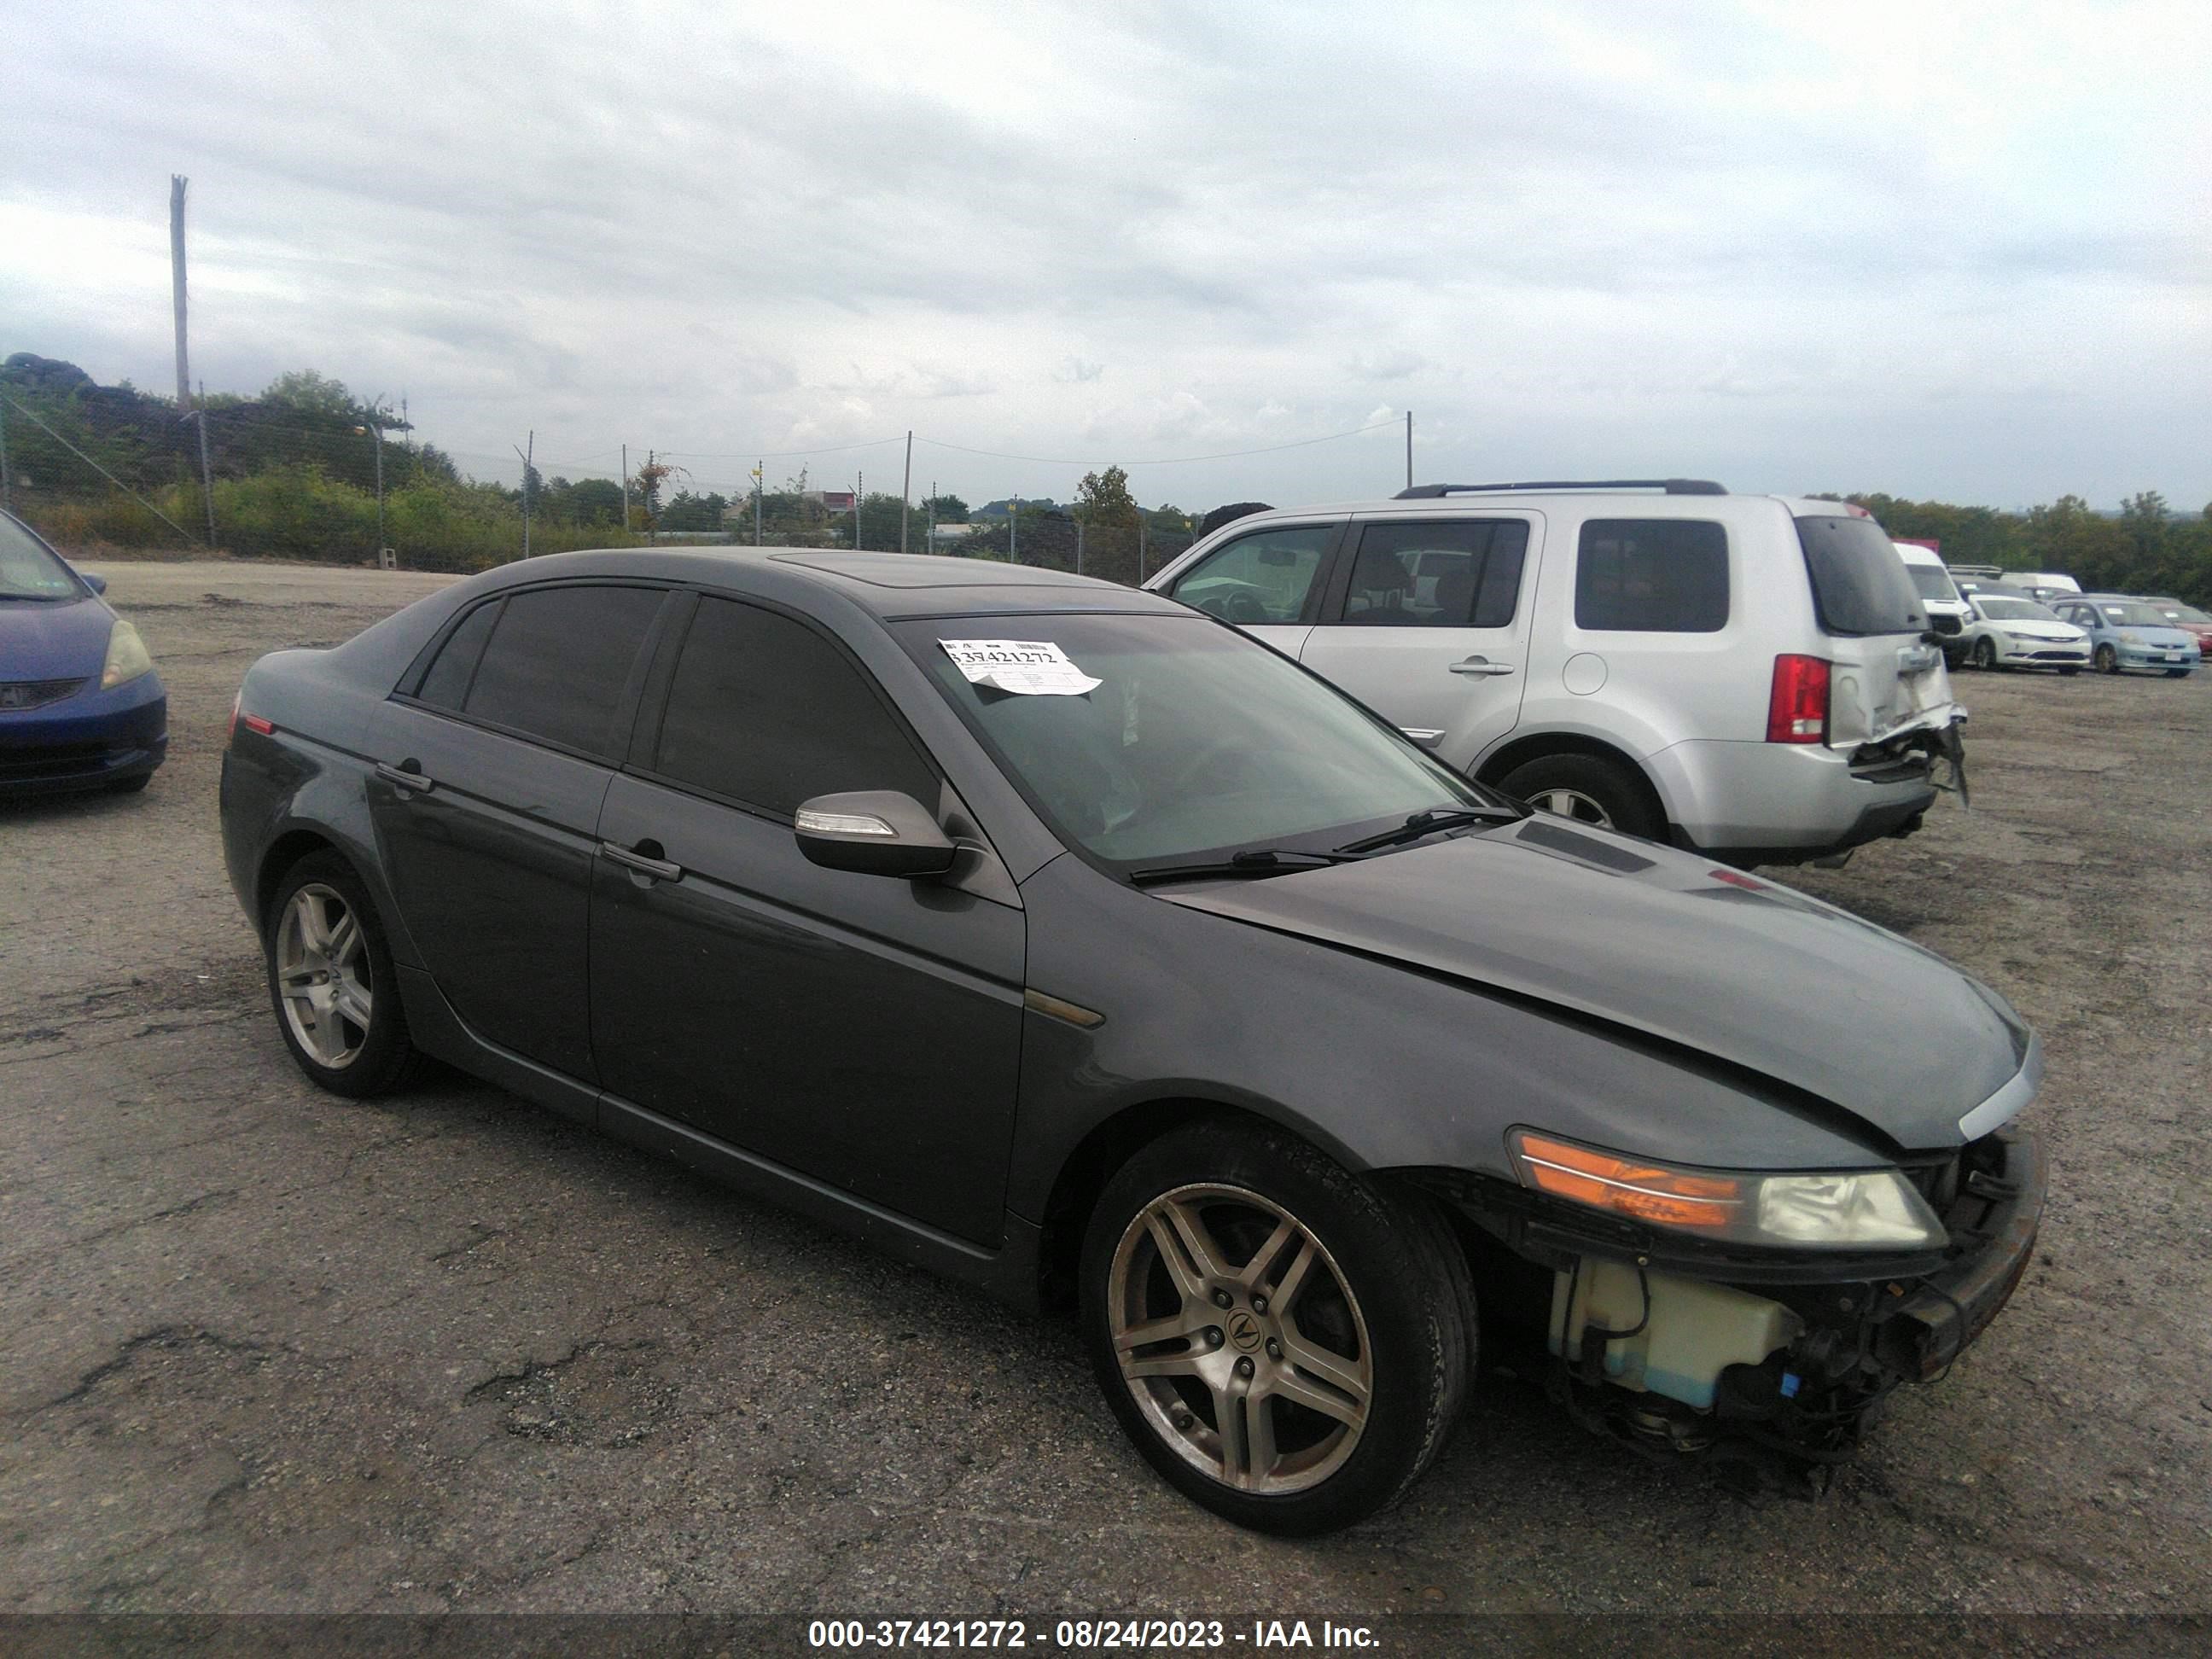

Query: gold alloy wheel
[1107,1183,1373,1495]
[275,882,374,1069]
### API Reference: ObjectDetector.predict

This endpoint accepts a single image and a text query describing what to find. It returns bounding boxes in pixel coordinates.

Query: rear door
[1792,515,1957,747]
[1295,516,1535,765]
[1155,519,1343,661]
[369,582,671,1082]
[587,591,1025,1248]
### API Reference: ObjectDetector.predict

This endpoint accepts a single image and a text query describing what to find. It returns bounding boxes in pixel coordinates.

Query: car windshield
[1976,597,2062,622]
[2098,602,2174,626]
[896,611,1505,870]
[1796,516,1926,635]
[0,515,85,601]
[1901,562,1960,603]
[2151,601,2210,625]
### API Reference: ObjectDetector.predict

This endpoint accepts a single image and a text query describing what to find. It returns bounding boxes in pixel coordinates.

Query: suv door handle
[375,760,435,795]
[1400,727,1447,748]
[602,840,683,882]
[1448,656,1516,678]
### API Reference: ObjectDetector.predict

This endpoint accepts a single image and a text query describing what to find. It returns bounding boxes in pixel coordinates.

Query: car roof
[471,546,1186,620]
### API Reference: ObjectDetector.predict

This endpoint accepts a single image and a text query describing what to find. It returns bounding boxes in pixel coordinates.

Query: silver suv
[1143,480,1965,865]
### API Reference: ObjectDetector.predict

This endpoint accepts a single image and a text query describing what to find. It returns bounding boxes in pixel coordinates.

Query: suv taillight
[1767,655,1831,743]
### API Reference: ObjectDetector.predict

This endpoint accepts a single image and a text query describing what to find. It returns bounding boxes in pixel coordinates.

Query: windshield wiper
[1127,848,1362,887]
[1334,805,1519,856]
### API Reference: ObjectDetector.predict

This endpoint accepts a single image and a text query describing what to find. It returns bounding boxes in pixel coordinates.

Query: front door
[587,592,1025,1248]
[1296,517,1537,769]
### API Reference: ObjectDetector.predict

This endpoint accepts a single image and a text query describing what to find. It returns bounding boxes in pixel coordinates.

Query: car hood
[2126,626,2197,648]
[1156,818,2028,1151]
[0,596,113,681]
[1998,623,2085,642]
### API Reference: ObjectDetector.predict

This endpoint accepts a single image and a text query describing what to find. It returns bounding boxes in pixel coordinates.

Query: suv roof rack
[1394,479,1728,499]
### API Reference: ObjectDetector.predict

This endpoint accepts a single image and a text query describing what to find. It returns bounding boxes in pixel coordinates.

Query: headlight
[2117,630,2142,644]
[1507,1130,1947,1251]
[2000,630,2034,642]
[101,619,155,690]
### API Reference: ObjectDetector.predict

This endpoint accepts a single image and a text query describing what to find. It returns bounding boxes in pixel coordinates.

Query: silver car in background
[1144,481,1965,867]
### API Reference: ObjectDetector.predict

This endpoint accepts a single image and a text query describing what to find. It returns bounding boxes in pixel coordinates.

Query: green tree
[1074,464,1140,528]
[923,492,969,521]
[262,370,366,422]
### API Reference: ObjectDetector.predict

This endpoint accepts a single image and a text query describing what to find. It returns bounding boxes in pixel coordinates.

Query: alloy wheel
[1106,1183,1372,1495]
[1528,787,1613,828]
[275,882,374,1069]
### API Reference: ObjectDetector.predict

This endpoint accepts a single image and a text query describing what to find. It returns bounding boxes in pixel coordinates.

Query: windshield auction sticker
[940,639,1102,696]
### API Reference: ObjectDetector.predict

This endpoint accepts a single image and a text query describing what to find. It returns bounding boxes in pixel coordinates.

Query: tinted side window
[463,585,663,754]
[1575,520,1728,633]
[1336,521,1531,628]
[1167,524,1334,624]
[413,598,502,709]
[655,597,936,816]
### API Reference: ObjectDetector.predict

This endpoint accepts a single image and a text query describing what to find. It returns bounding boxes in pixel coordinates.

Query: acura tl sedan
[219,549,2046,1534]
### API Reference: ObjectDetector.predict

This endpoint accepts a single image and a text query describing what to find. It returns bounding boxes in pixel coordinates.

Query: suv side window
[1167,524,1335,624]
[1575,520,1728,633]
[461,585,665,754]
[653,596,937,816]
[1336,521,1529,628]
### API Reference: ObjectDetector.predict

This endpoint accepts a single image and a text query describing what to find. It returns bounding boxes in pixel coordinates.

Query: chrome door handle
[1448,656,1516,677]
[602,841,683,882]
[375,761,434,794]
[1400,728,1447,749]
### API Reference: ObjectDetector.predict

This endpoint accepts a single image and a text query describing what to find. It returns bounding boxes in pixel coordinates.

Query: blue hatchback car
[2049,594,2200,678]
[0,509,168,797]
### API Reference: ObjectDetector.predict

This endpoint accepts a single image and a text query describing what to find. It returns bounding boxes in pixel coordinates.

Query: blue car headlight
[101,620,156,690]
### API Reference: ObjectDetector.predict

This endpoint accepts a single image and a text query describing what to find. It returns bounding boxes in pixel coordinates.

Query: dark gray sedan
[218,549,2045,1534]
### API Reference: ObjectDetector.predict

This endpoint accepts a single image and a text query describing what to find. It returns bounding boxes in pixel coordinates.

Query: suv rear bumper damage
[1405,1118,2044,1482]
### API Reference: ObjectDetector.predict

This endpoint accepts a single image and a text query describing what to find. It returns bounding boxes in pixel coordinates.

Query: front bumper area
[0,676,168,798]
[1413,1117,2046,1477]
[1990,637,2088,669]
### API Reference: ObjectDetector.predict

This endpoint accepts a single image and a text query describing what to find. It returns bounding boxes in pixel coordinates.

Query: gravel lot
[3,558,2209,1621]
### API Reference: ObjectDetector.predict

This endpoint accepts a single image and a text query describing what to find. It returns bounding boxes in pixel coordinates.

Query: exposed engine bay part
[1549,1258,1802,1411]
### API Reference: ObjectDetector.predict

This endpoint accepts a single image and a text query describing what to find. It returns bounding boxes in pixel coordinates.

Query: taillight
[1767,655,1831,743]
[229,692,273,740]
[228,691,241,742]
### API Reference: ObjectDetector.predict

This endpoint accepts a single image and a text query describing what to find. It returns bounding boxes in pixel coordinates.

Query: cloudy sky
[4,0,2206,513]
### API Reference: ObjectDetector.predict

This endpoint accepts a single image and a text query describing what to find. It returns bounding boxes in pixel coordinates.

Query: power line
[915,418,1404,469]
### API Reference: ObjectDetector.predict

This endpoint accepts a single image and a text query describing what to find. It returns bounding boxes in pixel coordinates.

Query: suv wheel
[265,852,421,1097]
[1498,754,1661,840]
[1080,1122,1474,1535]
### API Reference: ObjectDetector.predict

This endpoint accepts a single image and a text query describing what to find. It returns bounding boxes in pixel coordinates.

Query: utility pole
[1010,495,1021,565]
[1075,520,1085,577]
[927,479,936,555]
[1137,512,1146,582]
[195,380,216,550]
[754,461,763,546]
[621,444,632,533]
[1,393,13,511]
[900,430,912,555]
[855,470,863,550]
[170,177,191,410]
[515,430,534,557]
[1406,410,1413,490]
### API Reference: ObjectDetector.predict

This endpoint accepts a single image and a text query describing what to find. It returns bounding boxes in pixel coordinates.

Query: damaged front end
[1411,1115,2044,1488]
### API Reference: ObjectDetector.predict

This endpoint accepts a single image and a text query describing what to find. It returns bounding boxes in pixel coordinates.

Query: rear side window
[463,585,664,754]
[413,599,503,710]
[1796,517,1927,636]
[1575,520,1729,632]
[653,597,936,816]
[1335,521,1529,628]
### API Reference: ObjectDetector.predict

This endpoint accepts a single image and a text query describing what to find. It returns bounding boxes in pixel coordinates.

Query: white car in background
[1893,542,1974,664]
[1958,592,2089,674]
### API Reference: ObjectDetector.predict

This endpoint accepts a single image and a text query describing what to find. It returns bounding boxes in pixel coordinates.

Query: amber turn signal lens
[1510,1132,1743,1231]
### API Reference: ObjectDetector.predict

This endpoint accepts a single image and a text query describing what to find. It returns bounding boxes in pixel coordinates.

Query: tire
[2058,667,2080,678]
[1497,753,1661,840]
[1079,1121,1475,1535]
[2095,643,2119,675]
[1970,637,1998,672]
[264,851,422,1098]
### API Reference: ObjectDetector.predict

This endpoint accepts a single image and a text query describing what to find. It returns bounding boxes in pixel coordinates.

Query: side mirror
[79,569,108,596]
[794,790,958,879]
